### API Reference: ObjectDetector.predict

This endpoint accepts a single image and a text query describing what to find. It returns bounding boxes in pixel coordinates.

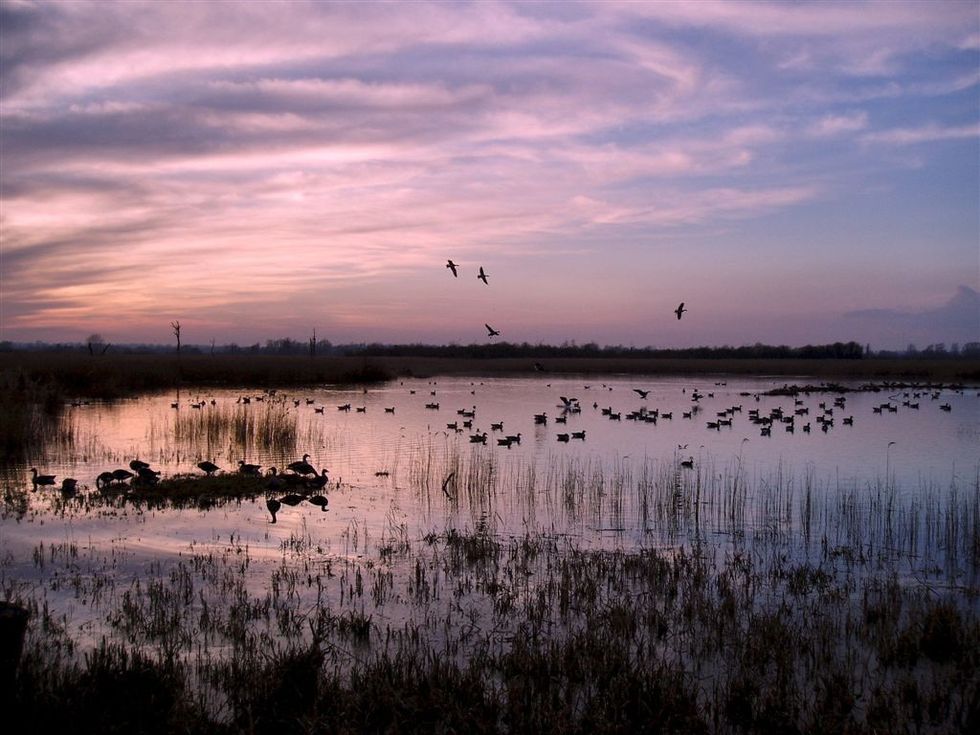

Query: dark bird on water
[675,302,687,320]
[266,498,281,523]
[287,454,316,476]
[129,459,150,473]
[30,468,57,488]
[486,324,500,338]
[111,468,134,483]
[197,461,220,476]
[446,259,459,277]
[238,460,261,476]
[478,266,488,284]
[307,495,329,511]
[633,389,650,399]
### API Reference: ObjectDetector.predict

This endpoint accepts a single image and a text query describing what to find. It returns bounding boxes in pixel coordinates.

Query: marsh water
[2,374,978,650]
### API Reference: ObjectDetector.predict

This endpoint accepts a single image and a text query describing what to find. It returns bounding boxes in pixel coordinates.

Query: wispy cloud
[1,0,976,346]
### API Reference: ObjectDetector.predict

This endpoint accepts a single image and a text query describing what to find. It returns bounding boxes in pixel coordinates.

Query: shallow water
[2,374,977,654]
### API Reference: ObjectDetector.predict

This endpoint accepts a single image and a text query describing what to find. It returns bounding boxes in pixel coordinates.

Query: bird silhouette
[633,389,650,399]
[446,259,459,277]
[60,478,79,497]
[266,498,281,523]
[30,468,57,488]
[286,454,316,476]
[307,495,329,511]
[238,460,261,475]
[478,267,488,284]
[129,459,150,473]
[486,324,500,338]
[675,302,687,320]
[279,493,305,506]
[197,461,220,476]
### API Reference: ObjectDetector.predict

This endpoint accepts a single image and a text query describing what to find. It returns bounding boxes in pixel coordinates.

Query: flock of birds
[445,258,687,339]
[28,452,334,524]
[27,379,965,523]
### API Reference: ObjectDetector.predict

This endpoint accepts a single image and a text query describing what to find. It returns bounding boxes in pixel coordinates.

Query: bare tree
[171,321,181,354]
[86,333,110,356]
[309,327,317,358]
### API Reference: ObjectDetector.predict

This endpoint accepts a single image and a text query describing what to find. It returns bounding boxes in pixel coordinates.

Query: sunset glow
[2,0,978,348]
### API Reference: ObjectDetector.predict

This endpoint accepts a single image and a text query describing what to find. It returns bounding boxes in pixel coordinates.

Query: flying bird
[486,324,500,338]
[633,389,650,399]
[478,267,488,284]
[675,302,687,320]
[446,260,459,277]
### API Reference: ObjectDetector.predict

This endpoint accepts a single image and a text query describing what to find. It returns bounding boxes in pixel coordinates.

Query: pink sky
[1,1,977,349]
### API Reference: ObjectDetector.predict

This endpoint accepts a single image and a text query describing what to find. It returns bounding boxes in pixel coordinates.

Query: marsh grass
[3,444,978,732]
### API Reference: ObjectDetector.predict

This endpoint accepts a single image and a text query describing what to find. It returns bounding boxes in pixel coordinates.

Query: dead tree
[171,321,181,354]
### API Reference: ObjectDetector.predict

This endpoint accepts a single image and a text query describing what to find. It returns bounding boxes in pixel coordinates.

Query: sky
[1,0,978,350]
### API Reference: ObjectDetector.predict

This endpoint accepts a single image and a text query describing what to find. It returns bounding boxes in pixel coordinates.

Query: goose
[505,433,522,444]
[266,497,281,523]
[571,431,586,440]
[129,459,150,473]
[238,460,261,476]
[385,407,396,413]
[136,467,160,484]
[96,471,116,489]
[197,461,220,476]
[485,324,500,338]
[307,495,329,511]
[680,457,695,469]
[477,266,489,284]
[490,422,504,431]
[497,437,513,447]
[60,478,79,496]
[30,468,57,488]
[446,259,459,277]
[534,413,547,424]
[675,302,687,320]
[306,469,330,490]
[286,454,316,476]
[314,406,325,414]
[469,432,488,444]
[556,433,570,442]
[633,389,650,399]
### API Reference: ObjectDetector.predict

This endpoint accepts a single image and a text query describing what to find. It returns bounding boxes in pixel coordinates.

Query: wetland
[2,356,978,733]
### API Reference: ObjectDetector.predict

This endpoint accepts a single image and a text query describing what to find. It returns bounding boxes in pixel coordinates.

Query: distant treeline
[2,339,978,360]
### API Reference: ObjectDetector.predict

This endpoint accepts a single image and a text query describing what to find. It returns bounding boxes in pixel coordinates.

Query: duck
[30,468,57,488]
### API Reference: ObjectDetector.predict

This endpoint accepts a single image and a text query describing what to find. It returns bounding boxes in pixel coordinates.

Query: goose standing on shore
[197,461,220,476]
